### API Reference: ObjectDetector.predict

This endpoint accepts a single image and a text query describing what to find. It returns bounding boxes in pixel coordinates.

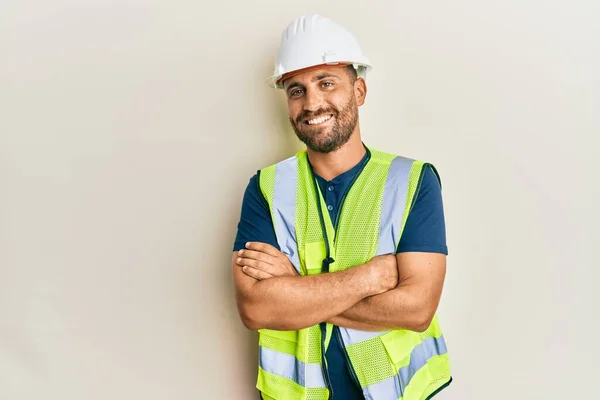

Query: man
[232,14,452,400]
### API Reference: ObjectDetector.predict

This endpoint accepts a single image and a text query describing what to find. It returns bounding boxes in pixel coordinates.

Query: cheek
[287,103,301,121]
[329,91,351,107]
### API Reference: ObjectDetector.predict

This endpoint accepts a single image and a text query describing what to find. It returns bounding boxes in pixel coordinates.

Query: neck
[307,129,366,181]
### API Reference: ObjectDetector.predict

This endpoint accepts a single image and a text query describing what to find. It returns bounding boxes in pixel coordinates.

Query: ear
[354,77,367,106]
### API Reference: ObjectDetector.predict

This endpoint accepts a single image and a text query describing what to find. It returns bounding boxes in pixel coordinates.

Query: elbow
[411,318,433,333]
[239,309,303,331]
[410,310,435,333]
[238,300,294,331]
[241,317,261,331]
[238,302,304,331]
[238,303,266,331]
[239,312,259,331]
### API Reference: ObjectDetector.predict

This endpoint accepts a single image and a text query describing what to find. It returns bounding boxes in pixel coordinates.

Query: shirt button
[328,185,334,191]
[327,205,334,211]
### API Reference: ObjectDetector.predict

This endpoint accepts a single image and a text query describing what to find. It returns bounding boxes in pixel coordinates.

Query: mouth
[305,114,333,125]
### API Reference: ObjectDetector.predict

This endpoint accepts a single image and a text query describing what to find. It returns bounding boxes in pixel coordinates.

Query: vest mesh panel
[330,151,394,273]
[259,165,276,212]
[297,153,335,275]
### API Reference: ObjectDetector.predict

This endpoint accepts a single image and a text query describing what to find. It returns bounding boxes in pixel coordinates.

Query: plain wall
[1,1,598,399]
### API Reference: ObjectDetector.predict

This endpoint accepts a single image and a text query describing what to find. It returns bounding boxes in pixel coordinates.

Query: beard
[289,94,359,154]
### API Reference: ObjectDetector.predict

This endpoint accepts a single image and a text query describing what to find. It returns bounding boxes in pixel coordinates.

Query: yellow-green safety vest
[256,147,452,400]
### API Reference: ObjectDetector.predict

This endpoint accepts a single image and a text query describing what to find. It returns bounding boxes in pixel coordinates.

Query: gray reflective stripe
[377,156,414,256]
[272,156,301,274]
[339,327,388,346]
[363,336,448,400]
[363,371,400,400]
[259,346,326,388]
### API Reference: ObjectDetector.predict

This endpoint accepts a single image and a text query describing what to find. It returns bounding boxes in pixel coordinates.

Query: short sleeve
[396,165,448,255]
[233,174,280,252]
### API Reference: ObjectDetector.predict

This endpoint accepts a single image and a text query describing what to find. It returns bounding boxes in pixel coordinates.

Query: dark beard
[289,94,358,154]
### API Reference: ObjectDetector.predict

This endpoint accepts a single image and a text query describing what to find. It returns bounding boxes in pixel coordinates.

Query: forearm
[239,265,377,331]
[327,314,391,331]
[328,252,446,332]
[328,287,432,332]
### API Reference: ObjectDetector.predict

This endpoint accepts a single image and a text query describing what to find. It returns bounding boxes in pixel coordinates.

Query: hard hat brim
[267,62,371,89]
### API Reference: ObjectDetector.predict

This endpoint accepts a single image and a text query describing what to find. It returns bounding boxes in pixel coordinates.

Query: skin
[231,65,447,332]
[285,65,367,180]
[231,245,398,331]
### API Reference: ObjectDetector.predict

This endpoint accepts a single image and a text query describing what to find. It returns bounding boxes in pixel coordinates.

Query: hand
[367,254,398,294]
[236,242,297,281]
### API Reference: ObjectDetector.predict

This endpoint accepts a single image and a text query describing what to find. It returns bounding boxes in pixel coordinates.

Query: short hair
[345,65,358,83]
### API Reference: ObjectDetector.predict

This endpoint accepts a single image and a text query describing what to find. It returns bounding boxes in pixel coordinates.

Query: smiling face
[283,65,366,154]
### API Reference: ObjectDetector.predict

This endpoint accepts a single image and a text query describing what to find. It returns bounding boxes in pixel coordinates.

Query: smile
[306,115,333,125]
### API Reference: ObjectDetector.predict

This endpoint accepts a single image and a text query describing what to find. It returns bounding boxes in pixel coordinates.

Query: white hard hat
[268,14,372,89]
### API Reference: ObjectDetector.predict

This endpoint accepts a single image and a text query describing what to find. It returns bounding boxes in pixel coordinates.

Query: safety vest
[256,147,452,400]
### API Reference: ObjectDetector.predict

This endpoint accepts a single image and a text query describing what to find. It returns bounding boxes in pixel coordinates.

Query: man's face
[283,66,365,154]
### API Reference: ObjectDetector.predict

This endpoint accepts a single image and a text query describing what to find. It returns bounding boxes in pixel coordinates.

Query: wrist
[358,261,382,297]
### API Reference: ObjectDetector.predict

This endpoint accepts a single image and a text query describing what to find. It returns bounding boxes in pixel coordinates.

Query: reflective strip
[272,156,301,274]
[259,346,326,389]
[339,327,387,346]
[377,156,414,255]
[363,336,448,400]
[363,374,399,400]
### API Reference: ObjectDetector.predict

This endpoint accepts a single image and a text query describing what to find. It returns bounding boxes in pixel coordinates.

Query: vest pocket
[259,329,298,349]
[380,329,422,373]
[304,240,326,275]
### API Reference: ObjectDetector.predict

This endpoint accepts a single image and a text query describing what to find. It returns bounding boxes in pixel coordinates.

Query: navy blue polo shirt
[233,148,448,399]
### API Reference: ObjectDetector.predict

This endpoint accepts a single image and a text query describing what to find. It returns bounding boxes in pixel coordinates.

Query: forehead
[283,66,348,89]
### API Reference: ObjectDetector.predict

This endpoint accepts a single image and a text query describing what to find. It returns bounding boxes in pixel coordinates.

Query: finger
[242,266,273,281]
[245,242,281,257]
[237,257,267,270]
[237,249,273,264]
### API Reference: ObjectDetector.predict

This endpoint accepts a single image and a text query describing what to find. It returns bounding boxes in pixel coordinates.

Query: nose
[303,88,324,112]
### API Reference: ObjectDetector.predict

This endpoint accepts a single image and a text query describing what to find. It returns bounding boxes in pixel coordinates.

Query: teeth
[307,115,332,125]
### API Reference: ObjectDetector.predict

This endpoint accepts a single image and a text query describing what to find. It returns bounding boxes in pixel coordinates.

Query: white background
[1,1,598,399]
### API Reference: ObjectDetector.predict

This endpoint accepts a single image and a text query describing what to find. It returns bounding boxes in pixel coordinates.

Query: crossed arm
[232,242,446,332]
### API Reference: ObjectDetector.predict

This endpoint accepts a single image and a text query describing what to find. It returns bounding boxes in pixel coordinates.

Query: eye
[289,88,304,98]
[321,81,334,88]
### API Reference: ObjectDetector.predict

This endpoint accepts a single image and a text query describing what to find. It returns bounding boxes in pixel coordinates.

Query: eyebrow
[286,73,342,92]
[313,73,341,81]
